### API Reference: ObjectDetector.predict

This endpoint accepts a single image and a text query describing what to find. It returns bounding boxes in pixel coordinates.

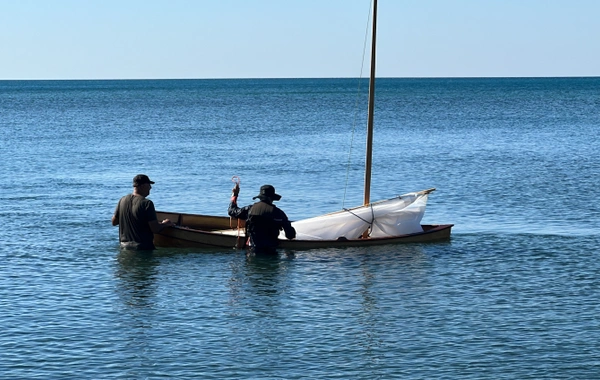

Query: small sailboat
[154,0,452,249]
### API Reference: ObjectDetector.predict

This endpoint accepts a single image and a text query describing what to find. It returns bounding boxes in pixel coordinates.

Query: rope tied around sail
[342,202,376,238]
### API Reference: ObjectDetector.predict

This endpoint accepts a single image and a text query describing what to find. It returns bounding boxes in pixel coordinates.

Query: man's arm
[228,188,250,220]
[228,202,251,220]
[278,210,296,240]
[112,200,120,226]
[145,199,172,233]
[283,222,296,240]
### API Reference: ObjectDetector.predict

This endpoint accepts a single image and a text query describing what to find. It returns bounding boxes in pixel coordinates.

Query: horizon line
[1,75,599,81]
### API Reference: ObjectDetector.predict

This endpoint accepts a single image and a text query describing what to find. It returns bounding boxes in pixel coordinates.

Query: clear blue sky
[1,0,598,79]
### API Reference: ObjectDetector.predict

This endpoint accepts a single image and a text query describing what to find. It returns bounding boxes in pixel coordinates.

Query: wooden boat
[155,0,452,250]
[154,210,452,250]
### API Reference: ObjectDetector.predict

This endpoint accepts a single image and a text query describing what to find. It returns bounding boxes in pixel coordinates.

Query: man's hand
[150,219,173,234]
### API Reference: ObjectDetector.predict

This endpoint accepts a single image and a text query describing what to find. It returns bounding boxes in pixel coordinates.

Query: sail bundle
[283,190,430,241]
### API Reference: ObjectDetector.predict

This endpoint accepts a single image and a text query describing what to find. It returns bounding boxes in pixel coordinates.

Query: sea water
[1,78,599,379]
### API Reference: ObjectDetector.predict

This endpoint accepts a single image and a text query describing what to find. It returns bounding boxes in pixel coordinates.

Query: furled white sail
[283,190,431,241]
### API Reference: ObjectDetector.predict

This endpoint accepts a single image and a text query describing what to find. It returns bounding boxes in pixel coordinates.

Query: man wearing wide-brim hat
[228,184,296,254]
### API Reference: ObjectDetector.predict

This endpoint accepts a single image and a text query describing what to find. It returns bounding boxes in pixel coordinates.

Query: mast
[363,0,377,206]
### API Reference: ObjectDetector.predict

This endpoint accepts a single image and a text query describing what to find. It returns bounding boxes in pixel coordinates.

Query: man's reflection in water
[115,250,160,309]
[227,250,295,315]
[113,250,162,373]
[244,253,286,296]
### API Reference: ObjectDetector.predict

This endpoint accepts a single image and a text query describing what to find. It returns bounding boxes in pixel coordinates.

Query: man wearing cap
[112,174,173,250]
[228,184,296,254]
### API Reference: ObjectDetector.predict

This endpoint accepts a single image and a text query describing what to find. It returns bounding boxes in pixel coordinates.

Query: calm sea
[1,78,599,379]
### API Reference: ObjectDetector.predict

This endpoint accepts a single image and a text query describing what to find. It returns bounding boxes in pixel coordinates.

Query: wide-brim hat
[252,184,281,201]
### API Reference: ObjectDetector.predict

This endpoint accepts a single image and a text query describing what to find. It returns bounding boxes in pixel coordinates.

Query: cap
[133,174,155,187]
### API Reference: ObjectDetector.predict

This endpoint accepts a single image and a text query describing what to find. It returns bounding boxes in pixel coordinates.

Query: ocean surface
[1,77,599,379]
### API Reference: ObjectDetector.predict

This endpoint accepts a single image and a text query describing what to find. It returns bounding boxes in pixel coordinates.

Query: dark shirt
[113,194,158,250]
[228,199,296,252]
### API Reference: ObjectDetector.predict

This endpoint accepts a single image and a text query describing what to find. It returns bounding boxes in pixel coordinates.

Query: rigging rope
[342,202,375,238]
[343,0,374,209]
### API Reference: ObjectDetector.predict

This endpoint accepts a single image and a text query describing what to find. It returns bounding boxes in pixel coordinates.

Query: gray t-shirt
[114,194,158,250]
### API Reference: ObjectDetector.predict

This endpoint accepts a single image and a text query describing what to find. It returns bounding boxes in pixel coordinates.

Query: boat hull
[154,211,453,250]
